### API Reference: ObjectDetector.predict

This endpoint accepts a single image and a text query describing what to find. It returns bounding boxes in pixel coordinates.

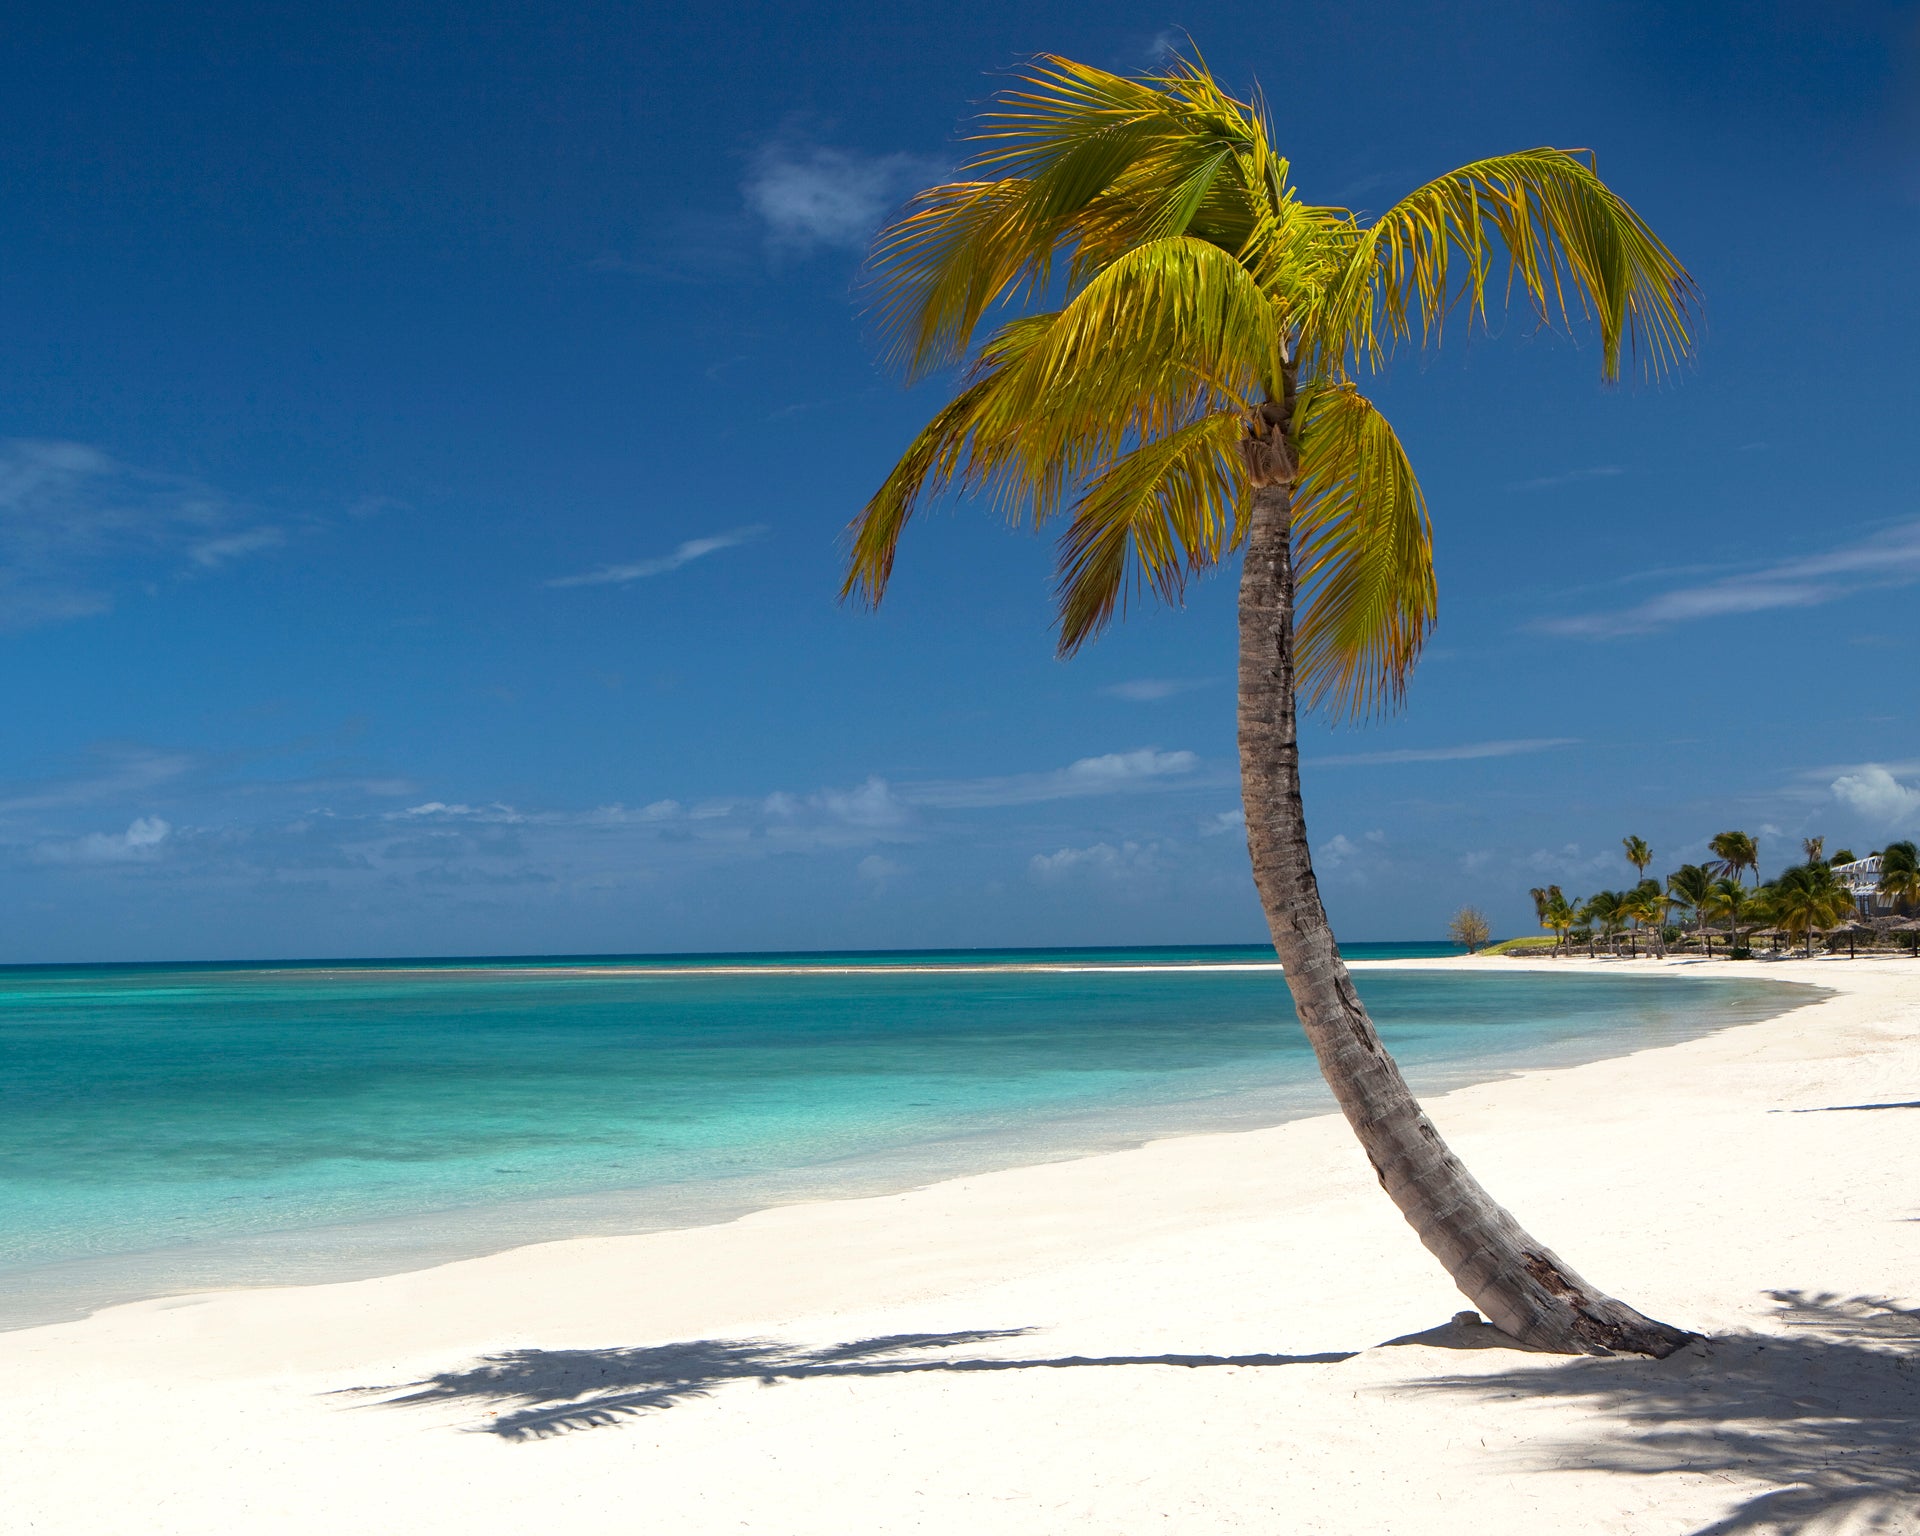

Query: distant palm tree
[1830,847,1855,866]
[1802,835,1825,866]
[846,52,1697,1355]
[1763,862,1854,956]
[1704,875,1758,956]
[1632,877,1671,957]
[1543,888,1576,957]
[1581,890,1627,956]
[1709,830,1759,885]
[1622,835,1651,881]
[1666,863,1716,955]
[1880,841,1920,916]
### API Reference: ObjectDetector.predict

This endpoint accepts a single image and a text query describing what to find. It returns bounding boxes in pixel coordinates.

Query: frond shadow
[1415,1291,1920,1534]
[349,1328,1355,1440]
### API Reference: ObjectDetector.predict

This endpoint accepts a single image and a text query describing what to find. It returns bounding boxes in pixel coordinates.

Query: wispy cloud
[0,439,304,629]
[907,748,1204,810]
[1306,737,1579,768]
[1538,520,1920,637]
[189,527,285,567]
[743,142,942,251]
[545,525,767,589]
[1506,465,1627,493]
[1100,677,1212,703]
[0,749,195,814]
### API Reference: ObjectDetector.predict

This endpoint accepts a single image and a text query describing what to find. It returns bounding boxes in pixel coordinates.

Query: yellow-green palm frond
[1052,412,1246,655]
[868,54,1280,380]
[1318,149,1698,382]
[997,235,1283,428]
[841,315,1057,605]
[1291,385,1436,719]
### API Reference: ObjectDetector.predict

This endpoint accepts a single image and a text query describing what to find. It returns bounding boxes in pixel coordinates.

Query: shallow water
[0,944,1815,1327]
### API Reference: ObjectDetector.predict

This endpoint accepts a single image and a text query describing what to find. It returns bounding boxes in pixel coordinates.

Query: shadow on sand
[354,1328,1356,1441]
[1416,1290,1920,1535]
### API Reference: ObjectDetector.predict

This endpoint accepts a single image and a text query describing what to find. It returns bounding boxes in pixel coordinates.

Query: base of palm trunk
[1476,1247,1698,1357]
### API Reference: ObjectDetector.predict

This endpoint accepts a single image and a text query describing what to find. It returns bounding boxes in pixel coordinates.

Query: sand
[4,953,1916,1534]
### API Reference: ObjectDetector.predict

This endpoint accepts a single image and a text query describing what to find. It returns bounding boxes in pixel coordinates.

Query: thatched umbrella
[1826,917,1873,959]
[1890,916,1920,957]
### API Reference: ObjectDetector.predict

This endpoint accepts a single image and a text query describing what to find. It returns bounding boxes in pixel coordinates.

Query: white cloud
[857,853,904,889]
[1832,765,1920,830]
[545,526,767,589]
[818,777,909,828]
[1307,737,1578,768]
[1100,677,1212,703]
[35,815,172,864]
[1029,839,1158,881]
[1199,808,1245,837]
[1540,519,1920,637]
[909,748,1203,810]
[743,144,940,250]
[390,801,526,824]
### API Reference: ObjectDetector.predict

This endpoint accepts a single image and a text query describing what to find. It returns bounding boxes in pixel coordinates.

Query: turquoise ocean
[0,944,1815,1328]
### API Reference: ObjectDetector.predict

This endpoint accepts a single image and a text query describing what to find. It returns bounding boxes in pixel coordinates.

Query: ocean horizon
[1,944,1818,1329]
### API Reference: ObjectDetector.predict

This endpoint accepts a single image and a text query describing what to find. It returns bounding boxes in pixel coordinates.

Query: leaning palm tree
[1666,863,1715,955]
[1880,840,1920,916]
[1709,829,1758,886]
[1622,835,1651,882]
[845,54,1697,1355]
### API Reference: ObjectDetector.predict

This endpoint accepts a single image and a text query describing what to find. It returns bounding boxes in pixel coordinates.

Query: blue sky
[3,0,1917,962]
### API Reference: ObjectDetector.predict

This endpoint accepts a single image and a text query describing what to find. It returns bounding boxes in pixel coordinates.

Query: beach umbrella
[1891,916,1920,956]
[1826,917,1872,958]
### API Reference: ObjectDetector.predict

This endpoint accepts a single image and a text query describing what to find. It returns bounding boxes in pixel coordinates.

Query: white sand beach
[4,954,1916,1534]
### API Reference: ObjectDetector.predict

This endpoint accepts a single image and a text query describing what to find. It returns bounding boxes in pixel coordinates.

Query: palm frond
[1318,148,1698,382]
[1051,413,1246,654]
[1290,385,1436,719]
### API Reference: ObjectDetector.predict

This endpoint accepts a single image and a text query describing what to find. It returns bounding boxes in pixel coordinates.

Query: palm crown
[845,54,1696,715]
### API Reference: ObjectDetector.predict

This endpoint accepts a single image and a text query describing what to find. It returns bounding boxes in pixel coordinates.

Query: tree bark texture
[1235,480,1695,1358]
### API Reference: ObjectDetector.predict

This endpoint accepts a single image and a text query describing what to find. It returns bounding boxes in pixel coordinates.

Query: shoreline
[0,958,1819,1331]
[5,953,1916,1533]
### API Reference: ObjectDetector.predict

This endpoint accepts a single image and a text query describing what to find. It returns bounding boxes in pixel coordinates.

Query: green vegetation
[1523,832,1917,959]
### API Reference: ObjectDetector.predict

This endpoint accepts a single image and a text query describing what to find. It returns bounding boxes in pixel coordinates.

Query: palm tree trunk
[1235,480,1693,1358]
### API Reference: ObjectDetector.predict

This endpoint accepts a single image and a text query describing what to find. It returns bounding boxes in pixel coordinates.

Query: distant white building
[1832,854,1891,916]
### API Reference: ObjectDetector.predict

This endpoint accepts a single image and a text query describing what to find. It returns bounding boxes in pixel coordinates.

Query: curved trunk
[1236,480,1693,1358]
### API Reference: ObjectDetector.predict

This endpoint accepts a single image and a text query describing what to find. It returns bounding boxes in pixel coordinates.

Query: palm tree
[1577,890,1622,956]
[1666,863,1715,955]
[1880,840,1919,916]
[1709,830,1759,886]
[1704,875,1757,957]
[1622,835,1651,882]
[1763,862,1854,956]
[1543,888,1576,957]
[845,54,1697,1355]
[1629,877,1670,957]
[1802,835,1825,866]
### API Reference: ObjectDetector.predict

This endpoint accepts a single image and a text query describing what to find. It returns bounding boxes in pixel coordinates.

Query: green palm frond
[1051,412,1245,654]
[1317,149,1698,382]
[1289,385,1436,720]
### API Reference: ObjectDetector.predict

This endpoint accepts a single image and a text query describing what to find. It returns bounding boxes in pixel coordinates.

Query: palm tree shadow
[1415,1290,1920,1535]
[350,1328,1356,1441]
